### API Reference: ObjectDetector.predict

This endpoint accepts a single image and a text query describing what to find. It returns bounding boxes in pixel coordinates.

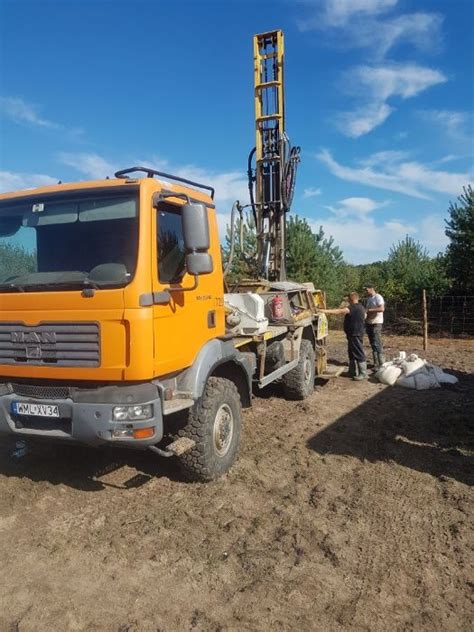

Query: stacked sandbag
[375,352,458,390]
[376,364,402,386]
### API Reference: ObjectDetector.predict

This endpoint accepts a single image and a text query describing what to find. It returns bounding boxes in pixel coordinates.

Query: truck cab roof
[0,167,215,208]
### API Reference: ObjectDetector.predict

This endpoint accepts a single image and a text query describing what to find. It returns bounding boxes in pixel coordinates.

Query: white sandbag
[430,365,445,380]
[414,371,439,390]
[379,352,458,390]
[377,365,402,386]
[437,371,458,384]
[428,364,459,384]
[397,375,416,389]
[402,357,426,376]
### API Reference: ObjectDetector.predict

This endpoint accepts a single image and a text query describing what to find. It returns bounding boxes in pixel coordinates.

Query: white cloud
[325,196,389,217]
[428,110,466,131]
[436,154,461,165]
[298,3,445,137]
[300,0,398,30]
[0,171,58,193]
[372,12,443,57]
[358,150,410,167]
[419,214,448,253]
[337,63,446,137]
[323,0,398,26]
[298,2,443,58]
[303,187,322,198]
[306,214,416,263]
[1,96,84,141]
[316,149,428,198]
[348,64,446,101]
[396,161,470,197]
[58,152,118,179]
[0,97,60,129]
[337,102,393,138]
[305,209,446,262]
[339,12,444,57]
[316,149,473,199]
[419,109,470,142]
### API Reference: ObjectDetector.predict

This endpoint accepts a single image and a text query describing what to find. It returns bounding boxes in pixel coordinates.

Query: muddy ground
[0,332,472,632]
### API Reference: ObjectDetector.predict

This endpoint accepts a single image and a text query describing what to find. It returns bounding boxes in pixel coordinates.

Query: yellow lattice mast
[250,30,299,282]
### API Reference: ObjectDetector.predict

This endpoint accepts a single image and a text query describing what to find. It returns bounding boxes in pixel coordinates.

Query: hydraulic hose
[247,147,258,227]
[224,201,240,278]
[281,144,301,211]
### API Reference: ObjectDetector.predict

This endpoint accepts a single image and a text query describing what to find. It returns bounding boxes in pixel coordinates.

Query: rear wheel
[177,377,241,482]
[283,339,316,400]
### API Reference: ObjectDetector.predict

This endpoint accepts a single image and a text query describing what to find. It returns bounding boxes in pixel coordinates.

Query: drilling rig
[249,29,300,282]
[224,29,329,391]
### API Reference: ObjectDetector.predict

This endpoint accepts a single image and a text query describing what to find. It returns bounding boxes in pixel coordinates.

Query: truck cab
[0,169,254,479]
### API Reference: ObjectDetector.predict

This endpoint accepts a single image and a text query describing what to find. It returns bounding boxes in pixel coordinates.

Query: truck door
[151,200,223,377]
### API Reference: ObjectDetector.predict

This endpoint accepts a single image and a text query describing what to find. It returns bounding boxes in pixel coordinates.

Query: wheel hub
[213,403,234,457]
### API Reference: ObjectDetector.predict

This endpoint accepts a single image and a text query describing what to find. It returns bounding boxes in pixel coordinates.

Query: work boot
[353,362,368,380]
[348,358,358,378]
[372,351,379,370]
[377,352,386,367]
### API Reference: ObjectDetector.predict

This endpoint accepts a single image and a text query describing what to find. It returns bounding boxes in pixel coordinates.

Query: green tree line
[0,242,36,281]
[223,185,474,305]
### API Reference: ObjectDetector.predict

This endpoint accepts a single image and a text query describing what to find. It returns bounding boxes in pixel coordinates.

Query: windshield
[0,191,139,292]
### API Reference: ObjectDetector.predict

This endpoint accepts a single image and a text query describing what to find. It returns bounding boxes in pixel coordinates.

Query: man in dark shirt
[320,292,367,380]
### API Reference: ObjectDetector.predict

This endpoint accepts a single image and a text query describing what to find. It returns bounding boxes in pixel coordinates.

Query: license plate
[11,402,60,418]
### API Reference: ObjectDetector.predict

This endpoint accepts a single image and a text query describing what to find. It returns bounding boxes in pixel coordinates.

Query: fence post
[422,289,428,350]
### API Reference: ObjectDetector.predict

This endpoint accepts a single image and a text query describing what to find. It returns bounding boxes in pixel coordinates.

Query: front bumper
[0,382,163,448]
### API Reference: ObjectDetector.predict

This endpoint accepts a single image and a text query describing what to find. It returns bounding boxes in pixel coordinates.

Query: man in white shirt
[364,284,385,369]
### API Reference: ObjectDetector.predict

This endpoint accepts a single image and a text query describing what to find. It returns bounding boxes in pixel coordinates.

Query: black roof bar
[114,166,215,199]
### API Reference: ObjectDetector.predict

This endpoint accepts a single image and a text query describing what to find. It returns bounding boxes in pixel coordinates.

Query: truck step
[318,365,345,379]
[258,358,299,388]
[165,437,196,456]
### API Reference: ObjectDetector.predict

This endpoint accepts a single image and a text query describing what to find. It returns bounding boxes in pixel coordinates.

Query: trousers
[347,335,366,363]
[366,324,383,354]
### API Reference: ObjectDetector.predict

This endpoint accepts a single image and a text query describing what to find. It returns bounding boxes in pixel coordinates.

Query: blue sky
[1,0,473,263]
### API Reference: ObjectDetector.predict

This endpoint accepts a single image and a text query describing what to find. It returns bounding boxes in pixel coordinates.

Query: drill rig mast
[248,30,300,282]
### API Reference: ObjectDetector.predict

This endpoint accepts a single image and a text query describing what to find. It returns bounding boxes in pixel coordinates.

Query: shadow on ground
[0,438,183,491]
[308,371,474,486]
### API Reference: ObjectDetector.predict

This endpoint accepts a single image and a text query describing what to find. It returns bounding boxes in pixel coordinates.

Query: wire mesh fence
[427,295,474,337]
[327,294,474,338]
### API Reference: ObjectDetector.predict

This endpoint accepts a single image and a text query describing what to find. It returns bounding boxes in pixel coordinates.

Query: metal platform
[318,365,345,379]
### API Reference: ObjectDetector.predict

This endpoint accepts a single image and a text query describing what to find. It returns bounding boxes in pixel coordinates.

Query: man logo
[11,331,57,344]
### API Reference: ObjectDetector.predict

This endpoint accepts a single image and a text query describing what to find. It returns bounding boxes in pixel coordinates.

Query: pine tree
[445,185,474,294]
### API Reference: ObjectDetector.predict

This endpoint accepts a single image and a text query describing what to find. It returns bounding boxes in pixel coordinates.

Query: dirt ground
[0,332,472,632]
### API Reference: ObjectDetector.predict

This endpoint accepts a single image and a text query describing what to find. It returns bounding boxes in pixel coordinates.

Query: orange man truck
[0,32,329,480]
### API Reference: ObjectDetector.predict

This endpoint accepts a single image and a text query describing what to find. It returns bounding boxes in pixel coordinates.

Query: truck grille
[0,322,100,367]
[10,383,71,399]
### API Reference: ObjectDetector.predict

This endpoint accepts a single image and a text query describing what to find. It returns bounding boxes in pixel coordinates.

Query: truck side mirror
[182,202,213,276]
[182,202,210,251]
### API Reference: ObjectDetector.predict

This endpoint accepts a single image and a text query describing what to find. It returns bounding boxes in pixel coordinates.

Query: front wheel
[177,377,241,482]
[283,339,316,400]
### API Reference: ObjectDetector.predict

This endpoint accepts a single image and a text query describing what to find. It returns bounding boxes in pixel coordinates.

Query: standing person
[320,292,367,381]
[364,284,385,369]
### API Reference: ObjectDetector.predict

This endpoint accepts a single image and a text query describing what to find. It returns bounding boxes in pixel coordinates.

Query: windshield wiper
[16,279,102,291]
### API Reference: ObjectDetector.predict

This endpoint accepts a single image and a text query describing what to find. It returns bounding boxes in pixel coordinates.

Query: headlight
[113,404,153,421]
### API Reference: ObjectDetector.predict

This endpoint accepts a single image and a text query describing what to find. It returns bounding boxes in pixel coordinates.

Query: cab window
[157,205,186,284]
